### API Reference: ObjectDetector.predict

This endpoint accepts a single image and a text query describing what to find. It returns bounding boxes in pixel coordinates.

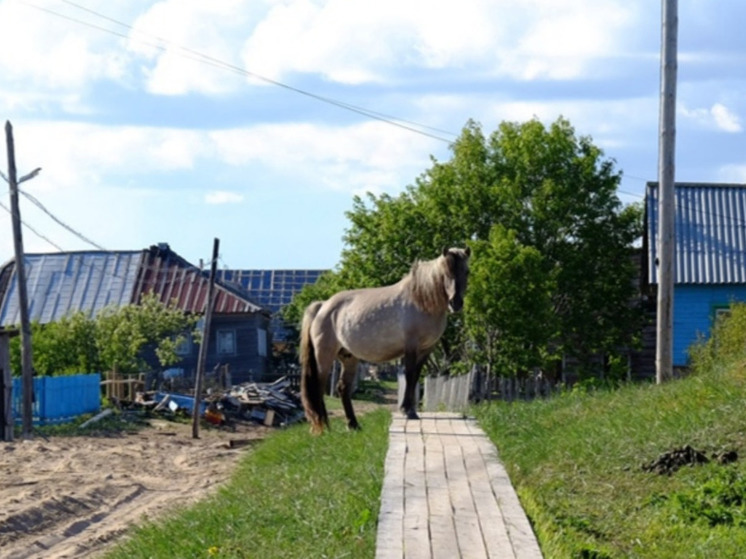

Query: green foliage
[670,468,746,527]
[10,292,198,376]
[465,225,556,376]
[10,313,100,376]
[689,302,746,374]
[304,116,643,377]
[474,357,746,557]
[95,292,199,375]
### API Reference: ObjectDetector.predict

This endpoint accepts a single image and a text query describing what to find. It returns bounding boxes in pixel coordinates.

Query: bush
[689,302,746,373]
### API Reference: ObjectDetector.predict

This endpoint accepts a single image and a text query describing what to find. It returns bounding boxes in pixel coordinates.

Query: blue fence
[12,373,101,425]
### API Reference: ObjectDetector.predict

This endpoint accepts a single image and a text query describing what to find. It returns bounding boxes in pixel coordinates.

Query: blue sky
[0,0,744,271]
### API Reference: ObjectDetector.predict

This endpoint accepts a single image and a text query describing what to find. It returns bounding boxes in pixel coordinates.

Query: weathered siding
[172,314,271,384]
[673,284,746,366]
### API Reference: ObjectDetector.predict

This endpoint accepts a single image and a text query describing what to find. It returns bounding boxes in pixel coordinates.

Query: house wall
[163,312,272,385]
[674,284,746,366]
[209,313,272,383]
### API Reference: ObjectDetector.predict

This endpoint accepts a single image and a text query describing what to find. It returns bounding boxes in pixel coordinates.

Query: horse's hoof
[347,421,361,431]
[404,409,420,420]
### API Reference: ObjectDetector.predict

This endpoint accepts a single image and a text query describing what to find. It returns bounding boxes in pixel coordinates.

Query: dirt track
[0,419,271,559]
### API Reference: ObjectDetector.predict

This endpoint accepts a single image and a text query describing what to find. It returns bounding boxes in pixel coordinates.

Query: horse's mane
[405,256,448,314]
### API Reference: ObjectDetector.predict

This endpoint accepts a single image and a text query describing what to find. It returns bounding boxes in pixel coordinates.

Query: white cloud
[205,190,244,204]
[209,121,440,194]
[711,103,742,133]
[0,1,130,90]
[680,103,743,133]
[129,0,254,95]
[5,121,206,197]
[242,0,642,85]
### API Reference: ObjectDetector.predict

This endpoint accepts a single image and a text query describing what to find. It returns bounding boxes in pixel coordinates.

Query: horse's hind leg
[337,349,361,430]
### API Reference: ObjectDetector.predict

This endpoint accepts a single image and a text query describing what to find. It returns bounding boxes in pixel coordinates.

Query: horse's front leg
[401,350,425,420]
[337,350,361,430]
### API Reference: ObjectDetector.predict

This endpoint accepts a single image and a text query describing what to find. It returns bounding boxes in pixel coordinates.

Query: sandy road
[0,419,270,559]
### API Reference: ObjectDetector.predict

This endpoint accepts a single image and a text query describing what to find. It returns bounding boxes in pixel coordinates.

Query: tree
[95,292,199,375]
[10,313,100,376]
[10,292,199,376]
[465,226,556,377]
[287,117,643,379]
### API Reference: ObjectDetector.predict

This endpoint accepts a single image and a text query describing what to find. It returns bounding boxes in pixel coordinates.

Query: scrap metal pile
[135,376,305,428]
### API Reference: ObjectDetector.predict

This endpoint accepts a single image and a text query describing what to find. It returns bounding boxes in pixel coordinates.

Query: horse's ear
[465,246,471,257]
[441,246,449,257]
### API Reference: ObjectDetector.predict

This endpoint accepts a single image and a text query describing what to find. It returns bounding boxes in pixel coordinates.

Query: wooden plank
[376,417,406,559]
[403,418,430,559]
[461,420,515,558]
[376,412,543,559]
[423,416,459,559]
[439,417,488,559]
[468,421,543,559]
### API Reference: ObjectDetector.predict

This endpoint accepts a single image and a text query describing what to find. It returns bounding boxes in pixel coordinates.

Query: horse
[299,247,471,434]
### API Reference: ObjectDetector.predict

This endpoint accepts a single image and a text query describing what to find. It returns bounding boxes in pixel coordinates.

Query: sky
[0,0,744,271]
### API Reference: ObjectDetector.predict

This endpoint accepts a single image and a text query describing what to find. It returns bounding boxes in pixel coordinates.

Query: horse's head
[442,246,471,312]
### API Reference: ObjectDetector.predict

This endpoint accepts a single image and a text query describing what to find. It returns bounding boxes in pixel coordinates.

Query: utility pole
[192,237,219,439]
[4,122,41,437]
[656,0,678,384]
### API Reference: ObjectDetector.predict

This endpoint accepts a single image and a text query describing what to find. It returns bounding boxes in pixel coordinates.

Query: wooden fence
[420,368,558,412]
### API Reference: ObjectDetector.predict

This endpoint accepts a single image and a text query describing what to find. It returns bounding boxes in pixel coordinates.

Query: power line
[21,0,457,143]
[18,188,106,250]
[0,197,65,252]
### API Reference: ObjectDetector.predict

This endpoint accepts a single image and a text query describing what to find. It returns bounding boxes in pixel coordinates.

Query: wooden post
[5,121,38,438]
[0,329,17,442]
[192,238,219,439]
[656,0,678,384]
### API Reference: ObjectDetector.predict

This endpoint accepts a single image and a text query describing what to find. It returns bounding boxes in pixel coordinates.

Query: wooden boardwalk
[376,412,543,559]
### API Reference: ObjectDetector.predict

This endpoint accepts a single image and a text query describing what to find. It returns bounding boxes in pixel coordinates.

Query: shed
[0,244,271,383]
[646,182,746,368]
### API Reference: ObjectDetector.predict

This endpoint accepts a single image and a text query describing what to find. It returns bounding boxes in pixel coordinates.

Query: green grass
[473,363,746,558]
[103,408,391,559]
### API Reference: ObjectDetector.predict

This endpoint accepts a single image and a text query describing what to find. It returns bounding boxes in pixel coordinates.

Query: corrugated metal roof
[134,245,267,315]
[647,182,746,284]
[217,269,325,341]
[0,251,141,326]
[218,269,325,312]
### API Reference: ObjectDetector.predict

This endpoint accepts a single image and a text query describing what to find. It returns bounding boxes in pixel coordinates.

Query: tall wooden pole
[656,0,678,384]
[5,121,35,437]
[192,237,219,439]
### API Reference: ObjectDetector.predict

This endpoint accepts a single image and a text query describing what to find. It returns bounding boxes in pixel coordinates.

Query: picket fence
[418,368,557,412]
[12,373,101,425]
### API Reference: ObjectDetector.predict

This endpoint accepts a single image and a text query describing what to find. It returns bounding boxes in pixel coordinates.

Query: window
[712,304,731,325]
[174,334,192,356]
[216,329,236,355]
[257,328,267,357]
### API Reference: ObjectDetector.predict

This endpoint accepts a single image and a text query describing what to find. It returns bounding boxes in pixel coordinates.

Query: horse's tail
[300,301,328,434]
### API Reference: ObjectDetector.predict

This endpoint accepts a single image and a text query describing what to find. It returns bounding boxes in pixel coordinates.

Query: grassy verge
[474,364,746,558]
[103,407,391,559]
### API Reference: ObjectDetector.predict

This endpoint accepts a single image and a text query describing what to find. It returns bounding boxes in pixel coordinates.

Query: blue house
[646,182,746,368]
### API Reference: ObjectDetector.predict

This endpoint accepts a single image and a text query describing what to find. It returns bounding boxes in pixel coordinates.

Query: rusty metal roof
[647,182,746,284]
[133,244,266,315]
